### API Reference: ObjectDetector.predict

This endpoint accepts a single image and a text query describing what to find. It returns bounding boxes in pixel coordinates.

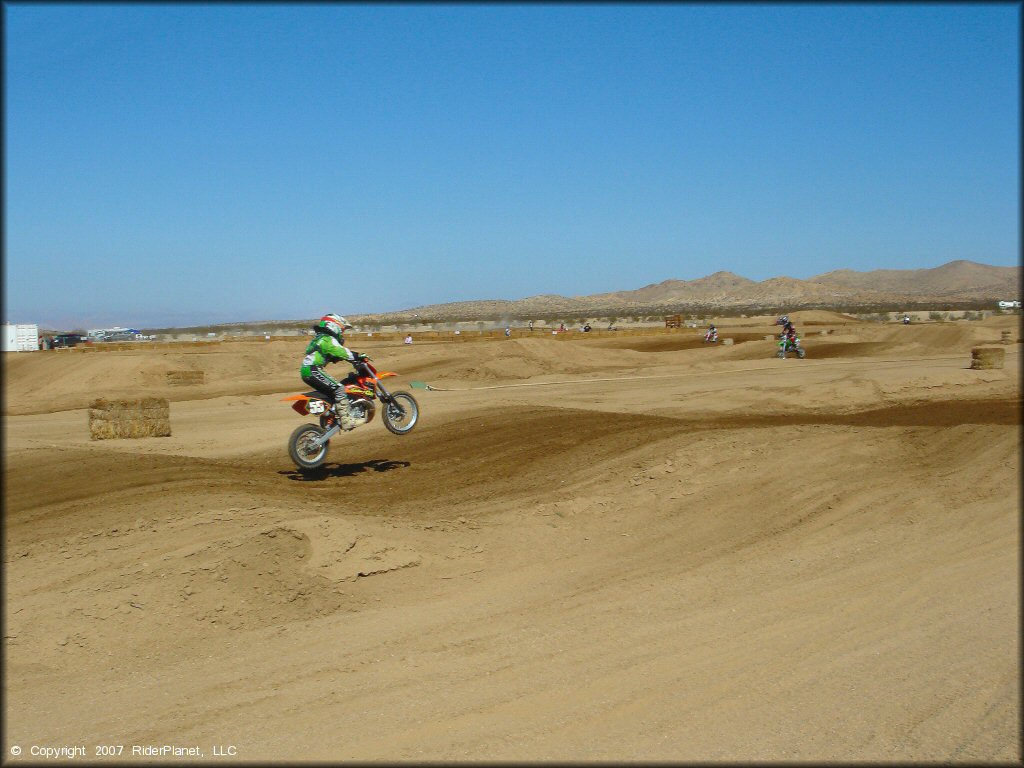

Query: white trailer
[2,324,39,352]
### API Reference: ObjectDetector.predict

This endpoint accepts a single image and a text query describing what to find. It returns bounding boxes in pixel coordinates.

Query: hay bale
[89,397,171,440]
[1001,330,1012,345]
[970,347,1005,370]
[722,338,734,346]
[166,370,205,385]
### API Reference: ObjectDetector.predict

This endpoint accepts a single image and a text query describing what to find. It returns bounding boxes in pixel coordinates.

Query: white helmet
[316,313,352,340]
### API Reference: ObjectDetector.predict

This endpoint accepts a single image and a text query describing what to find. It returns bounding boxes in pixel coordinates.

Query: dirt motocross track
[3,314,1020,762]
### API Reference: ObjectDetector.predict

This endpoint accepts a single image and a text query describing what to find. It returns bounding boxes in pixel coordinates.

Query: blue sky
[4,3,1020,328]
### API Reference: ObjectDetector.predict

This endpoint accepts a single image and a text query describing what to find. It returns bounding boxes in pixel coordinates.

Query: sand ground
[3,314,1020,762]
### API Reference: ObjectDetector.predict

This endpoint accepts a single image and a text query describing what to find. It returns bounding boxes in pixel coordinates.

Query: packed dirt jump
[4,313,1020,762]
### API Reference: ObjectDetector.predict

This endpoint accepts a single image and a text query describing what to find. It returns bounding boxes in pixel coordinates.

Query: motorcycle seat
[302,390,332,400]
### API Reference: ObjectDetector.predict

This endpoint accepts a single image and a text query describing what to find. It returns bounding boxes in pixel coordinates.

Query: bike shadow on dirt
[279,458,411,481]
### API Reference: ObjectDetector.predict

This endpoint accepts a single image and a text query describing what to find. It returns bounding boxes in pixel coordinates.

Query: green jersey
[300,333,357,377]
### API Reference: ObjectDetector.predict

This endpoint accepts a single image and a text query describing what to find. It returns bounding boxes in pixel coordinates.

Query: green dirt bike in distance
[283,358,419,472]
[777,336,806,359]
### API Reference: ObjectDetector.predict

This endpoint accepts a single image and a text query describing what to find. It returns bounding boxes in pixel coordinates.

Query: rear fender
[282,394,311,416]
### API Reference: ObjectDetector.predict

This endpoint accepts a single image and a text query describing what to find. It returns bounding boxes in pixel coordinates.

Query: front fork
[359,364,399,407]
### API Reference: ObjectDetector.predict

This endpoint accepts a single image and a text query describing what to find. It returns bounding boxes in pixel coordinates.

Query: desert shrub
[929,311,947,321]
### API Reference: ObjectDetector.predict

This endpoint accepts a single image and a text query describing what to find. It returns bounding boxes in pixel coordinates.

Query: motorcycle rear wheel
[382,392,419,435]
[289,423,328,471]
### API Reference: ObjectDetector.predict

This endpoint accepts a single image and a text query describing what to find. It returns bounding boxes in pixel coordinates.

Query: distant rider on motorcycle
[300,313,368,430]
[780,326,801,358]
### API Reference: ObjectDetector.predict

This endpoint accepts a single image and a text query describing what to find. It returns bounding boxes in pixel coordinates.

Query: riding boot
[335,392,359,431]
[333,387,357,431]
[338,405,358,431]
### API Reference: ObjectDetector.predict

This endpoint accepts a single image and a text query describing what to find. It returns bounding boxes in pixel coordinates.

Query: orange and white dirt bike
[283,358,419,471]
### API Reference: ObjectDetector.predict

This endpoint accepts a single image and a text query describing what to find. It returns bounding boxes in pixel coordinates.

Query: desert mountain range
[358,260,1020,322]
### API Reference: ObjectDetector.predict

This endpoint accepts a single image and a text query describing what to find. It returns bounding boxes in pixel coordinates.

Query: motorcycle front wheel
[382,392,419,435]
[796,348,806,359]
[289,423,329,471]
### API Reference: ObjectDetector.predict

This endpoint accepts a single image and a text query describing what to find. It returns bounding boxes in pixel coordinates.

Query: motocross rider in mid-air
[300,313,368,431]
